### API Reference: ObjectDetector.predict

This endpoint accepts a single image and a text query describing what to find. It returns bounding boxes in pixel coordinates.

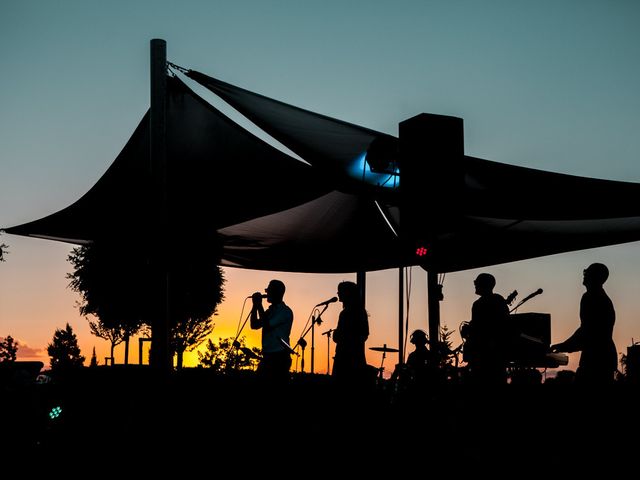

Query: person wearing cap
[551,263,617,385]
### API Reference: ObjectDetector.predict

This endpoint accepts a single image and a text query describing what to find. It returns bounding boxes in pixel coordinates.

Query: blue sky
[1,1,640,373]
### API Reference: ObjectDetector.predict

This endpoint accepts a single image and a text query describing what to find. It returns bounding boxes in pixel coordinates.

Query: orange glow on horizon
[4,237,637,381]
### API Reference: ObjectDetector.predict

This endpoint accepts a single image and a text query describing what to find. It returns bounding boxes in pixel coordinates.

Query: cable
[235,297,250,338]
[378,173,396,187]
[228,297,252,355]
[403,266,413,363]
[167,61,190,75]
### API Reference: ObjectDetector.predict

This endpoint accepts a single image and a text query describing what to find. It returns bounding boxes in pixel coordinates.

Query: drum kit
[369,343,399,379]
[238,333,400,379]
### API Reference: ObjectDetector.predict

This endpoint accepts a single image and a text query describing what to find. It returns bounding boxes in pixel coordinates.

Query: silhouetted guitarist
[464,273,510,385]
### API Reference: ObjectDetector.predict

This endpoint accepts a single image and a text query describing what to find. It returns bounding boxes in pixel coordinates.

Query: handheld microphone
[247,293,268,298]
[315,296,338,307]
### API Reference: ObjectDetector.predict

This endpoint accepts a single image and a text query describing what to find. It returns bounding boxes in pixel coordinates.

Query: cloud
[1,338,47,360]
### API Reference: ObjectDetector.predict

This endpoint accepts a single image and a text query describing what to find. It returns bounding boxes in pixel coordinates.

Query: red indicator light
[416,246,428,257]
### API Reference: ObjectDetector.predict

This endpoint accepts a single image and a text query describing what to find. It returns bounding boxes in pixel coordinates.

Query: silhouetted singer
[332,281,370,387]
[250,279,294,385]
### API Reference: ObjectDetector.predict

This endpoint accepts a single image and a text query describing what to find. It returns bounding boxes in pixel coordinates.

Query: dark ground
[2,366,639,474]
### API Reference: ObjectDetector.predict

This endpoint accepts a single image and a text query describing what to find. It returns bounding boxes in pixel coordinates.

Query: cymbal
[369,345,399,353]
[240,347,261,360]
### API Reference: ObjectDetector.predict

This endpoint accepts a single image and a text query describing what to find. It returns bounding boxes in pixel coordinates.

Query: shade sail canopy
[4,76,332,244]
[185,69,397,190]
[4,68,640,274]
[218,191,407,273]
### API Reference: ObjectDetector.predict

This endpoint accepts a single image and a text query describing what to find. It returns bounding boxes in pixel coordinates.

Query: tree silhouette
[0,239,8,262]
[433,325,457,368]
[429,325,463,383]
[86,318,148,366]
[198,336,261,373]
[90,347,98,367]
[67,244,146,365]
[47,323,85,371]
[162,232,226,369]
[619,341,640,384]
[67,236,225,369]
[172,317,214,370]
[0,335,19,362]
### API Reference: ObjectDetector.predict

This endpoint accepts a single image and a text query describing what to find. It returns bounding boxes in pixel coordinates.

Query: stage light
[366,136,399,174]
[48,406,62,420]
[416,246,428,257]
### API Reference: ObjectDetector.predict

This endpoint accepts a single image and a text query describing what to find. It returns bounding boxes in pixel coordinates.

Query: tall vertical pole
[356,271,366,309]
[326,332,331,374]
[356,271,367,370]
[398,267,404,365]
[149,38,170,375]
[427,270,440,349]
[311,319,315,374]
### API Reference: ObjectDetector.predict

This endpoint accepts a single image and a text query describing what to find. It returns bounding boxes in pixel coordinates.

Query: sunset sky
[1,1,640,377]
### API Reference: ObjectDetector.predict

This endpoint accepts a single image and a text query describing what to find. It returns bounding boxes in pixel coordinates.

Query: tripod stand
[321,328,334,375]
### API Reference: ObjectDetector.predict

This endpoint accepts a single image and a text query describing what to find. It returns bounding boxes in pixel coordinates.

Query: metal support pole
[311,316,315,374]
[356,271,366,309]
[149,38,170,375]
[427,270,440,348]
[398,267,404,365]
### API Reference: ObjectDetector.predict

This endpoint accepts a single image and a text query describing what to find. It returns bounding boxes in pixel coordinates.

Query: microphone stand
[510,291,541,313]
[294,304,329,374]
[228,310,252,354]
[298,338,307,372]
[321,328,334,375]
